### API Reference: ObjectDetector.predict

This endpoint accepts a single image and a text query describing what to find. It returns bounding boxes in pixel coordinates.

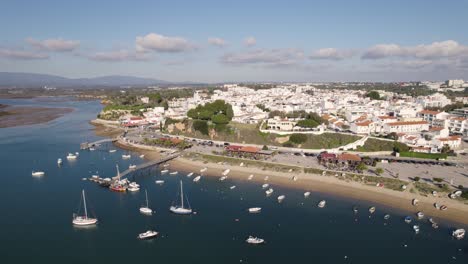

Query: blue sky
[0,0,467,82]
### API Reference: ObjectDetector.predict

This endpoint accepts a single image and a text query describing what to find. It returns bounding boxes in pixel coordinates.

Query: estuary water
[0,98,467,264]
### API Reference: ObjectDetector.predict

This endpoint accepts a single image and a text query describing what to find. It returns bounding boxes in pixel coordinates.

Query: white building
[383,121,429,134]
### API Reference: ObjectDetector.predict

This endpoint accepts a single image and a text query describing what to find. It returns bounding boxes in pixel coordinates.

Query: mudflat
[0,105,73,128]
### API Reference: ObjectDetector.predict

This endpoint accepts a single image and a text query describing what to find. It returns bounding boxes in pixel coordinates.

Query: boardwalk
[112,153,180,180]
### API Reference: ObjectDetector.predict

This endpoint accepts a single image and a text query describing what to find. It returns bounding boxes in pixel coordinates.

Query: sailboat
[169,180,192,215]
[109,164,126,192]
[139,189,152,215]
[72,190,97,226]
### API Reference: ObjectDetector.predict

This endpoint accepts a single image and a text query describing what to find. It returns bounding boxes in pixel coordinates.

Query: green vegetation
[289,134,307,144]
[296,119,320,128]
[256,104,270,112]
[414,181,450,195]
[426,102,468,112]
[355,138,409,152]
[193,120,209,135]
[268,110,326,126]
[356,162,368,172]
[187,100,233,122]
[399,152,447,160]
[365,90,382,100]
[143,137,190,149]
[413,176,421,182]
[375,167,384,175]
[432,177,444,183]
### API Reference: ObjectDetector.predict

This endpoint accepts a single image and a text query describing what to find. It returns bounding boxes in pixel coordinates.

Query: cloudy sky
[0,0,467,82]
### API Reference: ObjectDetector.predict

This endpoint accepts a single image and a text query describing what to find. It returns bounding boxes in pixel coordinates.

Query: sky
[0,0,467,83]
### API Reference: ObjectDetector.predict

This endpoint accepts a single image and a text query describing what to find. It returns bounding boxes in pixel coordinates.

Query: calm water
[0,98,467,264]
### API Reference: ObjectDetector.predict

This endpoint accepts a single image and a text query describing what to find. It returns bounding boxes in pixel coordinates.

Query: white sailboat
[169,180,192,215]
[57,158,62,165]
[72,190,97,226]
[139,190,152,215]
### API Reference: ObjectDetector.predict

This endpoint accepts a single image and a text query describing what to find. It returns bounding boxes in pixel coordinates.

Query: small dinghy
[452,229,465,240]
[413,225,420,234]
[230,185,236,190]
[416,211,424,219]
[262,183,269,189]
[248,174,254,180]
[304,192,311,198]
[384,214,390,220]
[368,206,376,214]
[32,171,45,176]
[155,180,165,185]
[277,195,285,202]
[265,188,274,196]
[193,176,201,182]
[169,171,178,175]
[404,216,412,224]
[161,169,169,174]
[220,176,227,181]
[187,172,194,177]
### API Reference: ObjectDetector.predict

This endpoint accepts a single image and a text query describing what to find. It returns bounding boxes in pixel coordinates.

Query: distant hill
[0,72,170,87]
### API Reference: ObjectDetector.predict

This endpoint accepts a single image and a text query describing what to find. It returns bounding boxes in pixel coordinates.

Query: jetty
[80,138,117,150]
[112,153,180,180]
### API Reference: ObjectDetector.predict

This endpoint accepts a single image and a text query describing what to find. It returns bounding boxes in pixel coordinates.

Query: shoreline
[92,121,468,226]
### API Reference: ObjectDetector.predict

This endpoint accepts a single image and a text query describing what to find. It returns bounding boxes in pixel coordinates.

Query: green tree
[375,167,384,175]
[297,119,320,128]
[212,113,229,124]
[356,162,368,172]
[441,144,451,154]
[413,176,420,182]
[366,91,381,100]
[262,145,269,150]
[193,120,209,135]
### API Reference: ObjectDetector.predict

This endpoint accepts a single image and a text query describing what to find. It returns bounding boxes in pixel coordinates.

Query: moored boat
[57,158,62,165]
[109,149,116,153]
[246,236,265,244]
[412,199,419,206]
[304,192,311,198]
[353,206,358,214]
[417,211,424,219]
[193,176,201,182]
[262,183,269,189]
[200,167,207,173]
[129,164,137,170]
[368,206,376,214]
[155,180,165,185]
[248,174,254,180]
[384,214,390,220]
[318,200,326,208]
[139,154,145,158]
[404,216,412,223]
[72,190,97,226]
[169,171,178,175]
[138,230,158,240]
[265,188,274,196]
[139,189,153,215]
[220,176,227,181]
[161,169,169,174]
[248,207,261,213]
[413,225,420,234]
[277,195,285,202]
[187,172,194,177]
[122,154,131,159]
[452,229,465,239]
[169,180,192,215]
[222,169,230,176]
[230,185,236,190]
[67,153,77,160]
[32,171,45,176]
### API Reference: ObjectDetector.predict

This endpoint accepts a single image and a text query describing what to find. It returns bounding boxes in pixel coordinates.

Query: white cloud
[0,48,49,60]
[244,36,256,47]
[208,37,227,47]
[26,38,80,52]
[309,48,355,60]
[220,48,304,66]
[362,40,468,59]
[135,33,194,53]
[88,50,151,62]
[374,60,434,69]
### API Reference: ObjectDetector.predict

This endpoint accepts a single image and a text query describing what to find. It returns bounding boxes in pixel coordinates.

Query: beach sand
[91,122,468,226]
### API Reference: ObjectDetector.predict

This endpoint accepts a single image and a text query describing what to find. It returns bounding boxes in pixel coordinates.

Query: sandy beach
[93,122,468,226]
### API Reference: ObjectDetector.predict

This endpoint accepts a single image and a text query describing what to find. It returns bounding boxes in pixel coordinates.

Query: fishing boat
[230,185,236,190]
[318,200,326,208]
[404,216,412,223]
[432,223,439,229]
[169,180,192,215]
[304,192,311,198]
[200,167,207,173]
[139,189,153,215]
[109,149,116,153]
[222,169,230,176]
[139,154,145,158]
[138,230,158,240]
[417,211,424,219]
[67,153,77,160]
[277,195,285,202]
[452,229,465,239]
[72,190,97,226]
[246,236,265,244]
[57,158,62,165]
[440,205,448,211]
[248,207,261,213]
[155,180,165,185]
[187,172,194,177]
[163,163,170,168]
[264,176,269,181]
[193,176,201,182]
[413,225,420,234]
[129,164,137,170]
[31,171,45,176]
[353,206,358,214]
[412,199,419,206]
[129,182,139,188]
[262,183,269,189]
[219,176,227,181]
[122,154,131,159]
[109,165,126,192]
[89,147,95,151]
[169,171,178,175]
[248,174,254,180]
[265,188,274,196]
[161,169,169,174]
[368,206,376,214]
[384,214,390,220]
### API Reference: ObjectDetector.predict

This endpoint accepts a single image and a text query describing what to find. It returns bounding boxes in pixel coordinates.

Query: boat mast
[82,190,88,219]
[145,189,149,207]
[116,164,120,180]
[180,180,184,208]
